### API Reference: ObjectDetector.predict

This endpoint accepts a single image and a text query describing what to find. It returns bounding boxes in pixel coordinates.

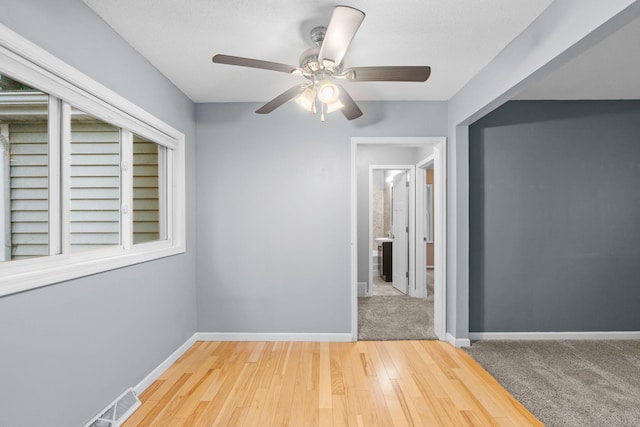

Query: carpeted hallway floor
[358,270,435,340]
[465,340,640,427]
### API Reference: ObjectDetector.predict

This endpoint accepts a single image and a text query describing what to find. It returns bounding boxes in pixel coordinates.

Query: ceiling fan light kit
[212,5,431,122]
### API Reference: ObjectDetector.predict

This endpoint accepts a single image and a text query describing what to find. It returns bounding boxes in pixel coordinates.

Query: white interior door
[392,171,408,294]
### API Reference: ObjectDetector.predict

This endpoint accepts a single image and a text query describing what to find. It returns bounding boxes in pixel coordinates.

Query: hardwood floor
[123,341,542,426]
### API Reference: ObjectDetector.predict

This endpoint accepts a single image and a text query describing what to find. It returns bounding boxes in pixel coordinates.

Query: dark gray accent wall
[469,100,640,332]
[0,1,197,426]
[195,101,447,334]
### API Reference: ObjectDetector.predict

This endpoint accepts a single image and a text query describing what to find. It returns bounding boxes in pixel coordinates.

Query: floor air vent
[85,388,141,427]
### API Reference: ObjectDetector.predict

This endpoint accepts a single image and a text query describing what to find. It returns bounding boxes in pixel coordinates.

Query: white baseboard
[133,333,197,396]
[196,332,355,342]
[468,331,640,341]
[446,333,471,348]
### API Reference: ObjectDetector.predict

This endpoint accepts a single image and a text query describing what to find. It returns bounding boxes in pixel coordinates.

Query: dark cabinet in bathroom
[378,241,392,282]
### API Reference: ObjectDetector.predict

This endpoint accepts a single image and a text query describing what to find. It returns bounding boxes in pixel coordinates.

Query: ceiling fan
[212,5,431,121]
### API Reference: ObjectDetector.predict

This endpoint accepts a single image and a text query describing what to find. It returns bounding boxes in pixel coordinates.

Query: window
[70,109,121,252]
[0,76,50,261]
[132,134,164,245]
[0,24,185,296]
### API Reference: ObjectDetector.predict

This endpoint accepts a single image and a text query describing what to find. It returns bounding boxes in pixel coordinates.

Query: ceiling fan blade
[213,54,299,74]
[256,85,306,114]
[336,85,362,120]
[343,66,431,82]
[318,6,365,68]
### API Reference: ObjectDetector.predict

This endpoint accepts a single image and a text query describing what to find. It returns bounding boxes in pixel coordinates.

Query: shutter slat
[70,234,119,244]
[71,143,120,154]
[70,211,120,222]
[70,165,120,176]
[11,188,48,199]
[10,165,48,177]
[71,188,120,199]
[9,155,49,166]
[70,154,120,165]
[11,200,48,210]
[10,143,48,155]
[12,222,48,233]
[11,211,48,222]
[70,176,119,188]
[70,199,120,210]
[11,233,49,244]
[70,222,119,233]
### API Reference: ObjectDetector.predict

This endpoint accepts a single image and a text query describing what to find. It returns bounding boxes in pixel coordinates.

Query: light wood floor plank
[123,341,542,426]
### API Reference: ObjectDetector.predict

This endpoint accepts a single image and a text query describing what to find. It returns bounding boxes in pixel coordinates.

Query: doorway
[350,137,447,341]
[368,167,413,298]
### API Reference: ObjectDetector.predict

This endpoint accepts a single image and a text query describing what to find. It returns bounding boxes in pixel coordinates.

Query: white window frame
[0,23,186,297]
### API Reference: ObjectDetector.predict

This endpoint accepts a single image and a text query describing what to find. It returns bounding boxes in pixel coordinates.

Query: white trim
[0,124,8,262]
[121,130,133,249]
[352,137,445,146]
[60,102,72,254]
[133,333,197,396]
[367,165,374,297]
[48,96,61,256]
[432,139,447,340]
[0,24,180,148]
[469,331,640,341]
[446,333,471,348]
[415,155,434,299]
[350,140,358,340]
[0,242,184,296]
[196,332,355,342]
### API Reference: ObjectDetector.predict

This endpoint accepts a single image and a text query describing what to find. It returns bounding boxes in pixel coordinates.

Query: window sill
[0,242,185,297]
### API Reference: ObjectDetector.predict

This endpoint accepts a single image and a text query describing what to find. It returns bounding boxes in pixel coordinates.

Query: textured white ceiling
[81,0,553,103]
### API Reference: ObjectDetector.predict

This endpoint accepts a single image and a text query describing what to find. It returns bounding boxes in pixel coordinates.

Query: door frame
[351,137,447,341]
[415,156,434,299]
[417,150,447,340]
[368,165,415,297]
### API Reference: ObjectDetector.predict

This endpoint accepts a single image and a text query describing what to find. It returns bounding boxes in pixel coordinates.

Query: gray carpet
[465,340,640,427]
[358,294,435,340]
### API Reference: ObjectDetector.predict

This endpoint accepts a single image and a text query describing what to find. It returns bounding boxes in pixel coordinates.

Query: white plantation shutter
[133,136,160,244]
[9,122,49,260]
[10,122,164,255]
[69,121,121,251]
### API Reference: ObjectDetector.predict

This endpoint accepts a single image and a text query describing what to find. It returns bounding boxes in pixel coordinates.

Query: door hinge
[406,226,409,233]
[406,271,409,278]
[406,181,409,187]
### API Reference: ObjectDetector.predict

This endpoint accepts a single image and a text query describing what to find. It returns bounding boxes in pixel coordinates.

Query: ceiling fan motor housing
[310,26,326,46]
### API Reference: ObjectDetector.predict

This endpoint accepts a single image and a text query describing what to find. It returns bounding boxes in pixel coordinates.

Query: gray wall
[196,101,446,333]
[469,100,640,332]
[0,1,197,426]
[356,145,433,284]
